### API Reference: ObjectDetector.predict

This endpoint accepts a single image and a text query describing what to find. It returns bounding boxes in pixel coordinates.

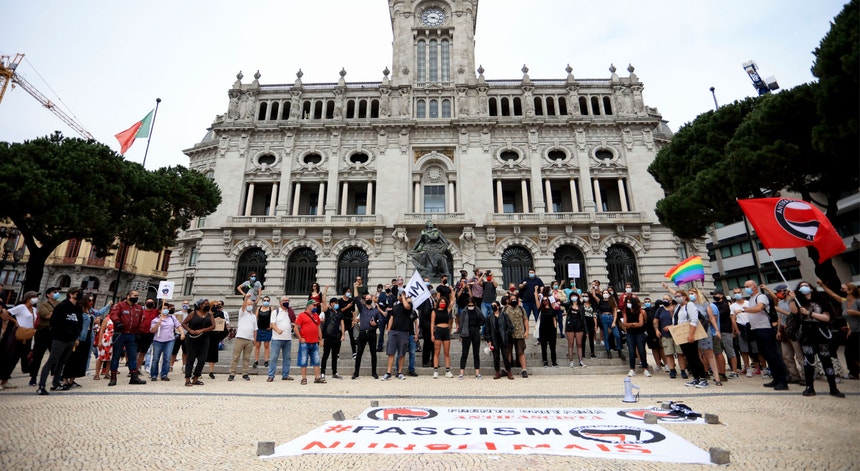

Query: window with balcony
[293,182,326,216]
[244,182,277,216]
[494,179,528,213]
[592,178,629,212]
[65,239,82,260]
[189,247,199,267]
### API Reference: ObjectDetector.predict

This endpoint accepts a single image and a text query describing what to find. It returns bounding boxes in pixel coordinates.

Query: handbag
[668,321,707,345]
[15,326,36,342]
[213,317,226,332]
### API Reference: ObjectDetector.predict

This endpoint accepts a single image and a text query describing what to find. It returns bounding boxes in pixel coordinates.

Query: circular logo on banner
[569,425,666,444]
[366,407,439,421]
[617,408,691,423]
[774,199,819,242]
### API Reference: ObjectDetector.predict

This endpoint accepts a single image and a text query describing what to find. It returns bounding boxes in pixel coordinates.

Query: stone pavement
[1,353,857,470]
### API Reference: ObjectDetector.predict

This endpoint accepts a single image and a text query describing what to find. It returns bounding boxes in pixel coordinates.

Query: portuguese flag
[114,110,153,155]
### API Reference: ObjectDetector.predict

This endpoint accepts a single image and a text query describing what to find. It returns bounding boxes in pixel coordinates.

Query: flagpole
[141,97,162,169]
[741,214,765,283]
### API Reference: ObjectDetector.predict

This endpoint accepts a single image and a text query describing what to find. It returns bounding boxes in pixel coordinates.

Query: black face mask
[282,302,290,308]
[129,297,139,304]
[146,302,155,309]
[366,299,373,305]
[202,305,210,312]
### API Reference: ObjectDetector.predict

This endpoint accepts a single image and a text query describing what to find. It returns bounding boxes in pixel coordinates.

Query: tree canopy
[0,132,222,293]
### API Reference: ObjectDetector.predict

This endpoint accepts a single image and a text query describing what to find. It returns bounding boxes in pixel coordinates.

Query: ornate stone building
[169,0,690,302]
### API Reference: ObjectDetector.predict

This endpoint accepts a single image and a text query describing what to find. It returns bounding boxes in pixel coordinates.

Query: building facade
[169,0,696,302]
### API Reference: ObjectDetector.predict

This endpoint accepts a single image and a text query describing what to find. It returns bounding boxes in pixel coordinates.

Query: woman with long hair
[181,299,214,386]
[565,293,587,367]
[673,290,709,388]
[431,297,453,378]
[538,297,558,367]
[792,281,844,397]
[597,289,623,360]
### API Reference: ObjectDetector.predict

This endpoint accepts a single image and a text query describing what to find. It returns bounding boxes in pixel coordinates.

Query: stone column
[366,181,374,215]
[414,182,421,213]
[521,179,530,213]
[447,182,455,213]
[496,179,503,213]
[593,179,603,212]
[544,179,554,213]
[570,179,580,212]
[617,178,629,212]
[268,183,278,216]
[291,182,301,215]
[340,182,349,215]
[244,183,255,216]
[318,182,326,216]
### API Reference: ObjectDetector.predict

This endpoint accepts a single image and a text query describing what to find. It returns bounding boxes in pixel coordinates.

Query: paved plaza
[1,350,857,470]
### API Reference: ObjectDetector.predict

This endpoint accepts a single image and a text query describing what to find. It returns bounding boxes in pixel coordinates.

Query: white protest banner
[156,281,175,300]
[356,406,706,425]
[404,270,431,307]
[264,418,711,464]
[567,263,580,279]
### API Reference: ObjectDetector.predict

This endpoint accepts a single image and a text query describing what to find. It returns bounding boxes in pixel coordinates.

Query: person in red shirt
[108,290,147,386]
[295,300,324,385]
[137,298,160,372]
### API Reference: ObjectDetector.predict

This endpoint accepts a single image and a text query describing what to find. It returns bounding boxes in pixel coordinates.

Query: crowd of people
[0,268,856,398]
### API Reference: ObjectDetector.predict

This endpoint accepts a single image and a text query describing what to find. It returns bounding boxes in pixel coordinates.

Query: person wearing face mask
[518,268,545,324]
[741,280,788,390]
[295,300,325,385]
[61,295,109,389]
[108,290,146,386]
[487,302,515,380]
[708,290,737,382]
[654,296,686,379]
[228,293,258,381]
[642,298,664,372]
[671,290,709,388]
[181,298,215,386]
[818,281,860,380]
[458,300,486,379]
[169,302,190,374]
[30,287,60,386]
[267,296,295,382]
[149,303,180,381]
[337,289,357,359]
[352,295,383,380]
[622,297,651,378]
[596,289,624,360]
[565,292,587,368]
[791,281,843,397]
[36,289,83,395]
[430,298,454,379]
[237,271,263,303]
[8,291,39,380]
[206,301,229,379]
[253,296,276,369]
[504,294,529,377]
[772,285,805,384]
[551,282,568,339]
[136,298,160,375]
[319,297,344,381]
[728,287,759,376]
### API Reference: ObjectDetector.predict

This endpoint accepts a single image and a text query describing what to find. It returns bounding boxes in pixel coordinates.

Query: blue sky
[0,0,847,171]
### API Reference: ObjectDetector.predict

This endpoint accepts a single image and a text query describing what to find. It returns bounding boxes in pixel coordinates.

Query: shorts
[434,326,451,342]
[386,331,409,356]
[256,329,272,342]
[719,334,736,359]
[661,336,680,356]
[137,333,154,355]
[712,333,723,356]
[646,334,662,350]
[738,325,758,354]
[698,331,714,350]
[297,342,320,367]
[513,338,526,358]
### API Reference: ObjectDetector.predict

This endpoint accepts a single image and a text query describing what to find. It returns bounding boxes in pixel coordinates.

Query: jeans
[268,339,292,378]
[297,342,320,367]
[376,319,387,352]
[522,302,539,323]
[110,333,139,372]
[39,339,74,388]
[751,328,787,385]
[150,339,174,378]
[395,334,417,372]
[626,331,648,370]
[599,313,622,353]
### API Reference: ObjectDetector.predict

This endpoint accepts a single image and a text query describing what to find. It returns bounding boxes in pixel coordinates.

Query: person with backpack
[743,280,789,391]
[320,297,345,380]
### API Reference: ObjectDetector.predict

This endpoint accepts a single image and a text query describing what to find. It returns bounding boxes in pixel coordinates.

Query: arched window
[257,102,268,121]
[579,97,589,115]
[313,101,323,119]
[429,99,439,118]
[513,97,522,116]
[500,97,510,116]
[605,244,639,292]
[534,97,543,115]
[285,248,318,295]
[325,100,334,119]
[80,275,100,290]
[417,40,426,82]
[553,245,587,291]
[57,275,72,289]
[281,101,291,120]
[489,97,498,116]
[270,101,279,120]
[545,97,556,116]
[441,99,451,118]
[603,96,613,115]
[370,99,380,118]
[346,100,355,119]
[234,247,267,293]
[302,101,311,119]
[558,97,568,115]
[337,248,369,294]
[429,39,438,81]
[417,100,426,118]
[591,96,601,116]
[441,40,450,81]
[501,246,534,288]
[358,99,367,119]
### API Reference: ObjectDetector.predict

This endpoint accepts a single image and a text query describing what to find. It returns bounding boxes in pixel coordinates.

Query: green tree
[0,133,222,294]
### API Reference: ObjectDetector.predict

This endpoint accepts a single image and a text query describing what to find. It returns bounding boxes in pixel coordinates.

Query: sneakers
[381,373,392,381]
[320,374,326,381]
[332,373,343,380]
[569,361,575,368]
[685,379,699,387]
[253,361,259,368]
[408,370,418,377]
[397,373,406,380]
[433,371,439,379]
[695,379,709,388]
[372,373,379,379]
[579,361,587,368]
[543,362,549,368]
[476,374,483,379]
[36,387,48,396]
[445,371,453,378]
[728,372,739,379]
[752,368,762,376]
[521,370,528,378]
[242,375,250,381]
[264,361,269,367]
[746,368,754,378]
[628,369,636,377]
[458,374,464,380]
[680,371,689,379]
[150,377,158,382]
[643,369,652,377]
[227,375,235,381]
[351,373,359,380]
[209,372,215,380]
[669,369,677,379]
[352,353,357,359]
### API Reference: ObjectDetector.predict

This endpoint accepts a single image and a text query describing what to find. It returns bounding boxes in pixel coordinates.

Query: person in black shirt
[457,299,485,379]
[381,293,413,381]
[36,289,83,395]
[338,289,357,358]
[622,297,650,377]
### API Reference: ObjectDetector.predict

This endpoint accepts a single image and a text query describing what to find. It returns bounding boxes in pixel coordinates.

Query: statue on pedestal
[409,221,450,279]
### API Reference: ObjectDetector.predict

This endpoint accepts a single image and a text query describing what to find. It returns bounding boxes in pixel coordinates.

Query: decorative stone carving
[399,88,411,117]
[272,229,281,244]
[622,127,633,150]
[457,87,470,117]
[459,227,476,272]
[289,92,301,120]
[409,221,451,279]
[298,228,306,239]
[218,137,229,158]
[322,229,332,255]
[476,86,488,116]
[373,228,384,255]
[248,228,256,239]
[377,130,388,150]
[538,226,548,253]
[392,227,409,274]
[640,225,651,252]
[567,86,580,115]
[486,227,496,253]
[239,92,256,120]
[227,90,240,119]
[522,86,535,117]
[590,226,600,253]
[399,128,409,153]
[223,230,232,254]
[480,127,491,153]
[333,88,344,119]
[238,133,249,158]
[379,87,391,118]
[642,128,654,151]
[575,128,586,151]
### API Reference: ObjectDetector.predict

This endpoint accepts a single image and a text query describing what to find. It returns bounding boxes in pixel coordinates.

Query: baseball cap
[23,290,40,300]
[306,300,315,307]
[774,284,788,291]
[710,289,724,295]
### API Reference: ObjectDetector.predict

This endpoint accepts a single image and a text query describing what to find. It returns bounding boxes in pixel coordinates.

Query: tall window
[189,247,199,267]
[234,247,267,293]
[441,99,451,118]
[417,100,426,118]
[441,40,450,81]
[65,239,82,259]
[553,245,587,291]
[429,100,439,118]
[501,246,533,288]
[159,250,171,272]
[423,185,446,213]
[285,248,318,294]
[183,276,194,296]
[605,244,639,292]
[337,248,368,294]
[429,40,438,81]
[417,40,426,82]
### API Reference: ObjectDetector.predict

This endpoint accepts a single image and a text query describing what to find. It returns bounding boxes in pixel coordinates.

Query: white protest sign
[156,281,175,300]
[567,263,580,279]
[404,270,432,307]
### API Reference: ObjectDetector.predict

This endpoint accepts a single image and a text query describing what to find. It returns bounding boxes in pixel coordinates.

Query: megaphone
[623,376,640,403]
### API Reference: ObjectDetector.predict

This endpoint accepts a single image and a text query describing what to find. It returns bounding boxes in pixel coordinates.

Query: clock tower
[388,0,478,87]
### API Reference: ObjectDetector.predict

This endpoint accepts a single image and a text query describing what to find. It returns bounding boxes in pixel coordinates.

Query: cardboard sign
[567,263,580,279]
[156,281,175,300]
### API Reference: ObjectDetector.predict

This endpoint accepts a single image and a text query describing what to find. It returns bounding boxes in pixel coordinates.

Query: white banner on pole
[567,263,580,279]
[404,270,432,307]
[156,281,175,300]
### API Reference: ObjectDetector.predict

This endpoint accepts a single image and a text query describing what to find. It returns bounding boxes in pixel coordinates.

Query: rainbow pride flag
[664,256,705,286]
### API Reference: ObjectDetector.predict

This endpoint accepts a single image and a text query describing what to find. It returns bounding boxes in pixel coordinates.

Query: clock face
[421,8,445,26]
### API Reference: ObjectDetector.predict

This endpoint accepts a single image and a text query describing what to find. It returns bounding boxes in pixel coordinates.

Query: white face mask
[626,303,632,309]
[30,297,39,305]
[603,294,610,299]
[625,288,633,294]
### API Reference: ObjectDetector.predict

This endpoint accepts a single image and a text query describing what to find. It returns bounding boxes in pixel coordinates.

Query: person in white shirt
[9,291,39,377]
[228,294,257,381]
[730,288,760,376]
[268,295,295,381]
[672,290,709,388]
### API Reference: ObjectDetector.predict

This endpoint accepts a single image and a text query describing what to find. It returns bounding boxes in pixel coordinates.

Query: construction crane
[742,60,779,96]
[0,53,95,140]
